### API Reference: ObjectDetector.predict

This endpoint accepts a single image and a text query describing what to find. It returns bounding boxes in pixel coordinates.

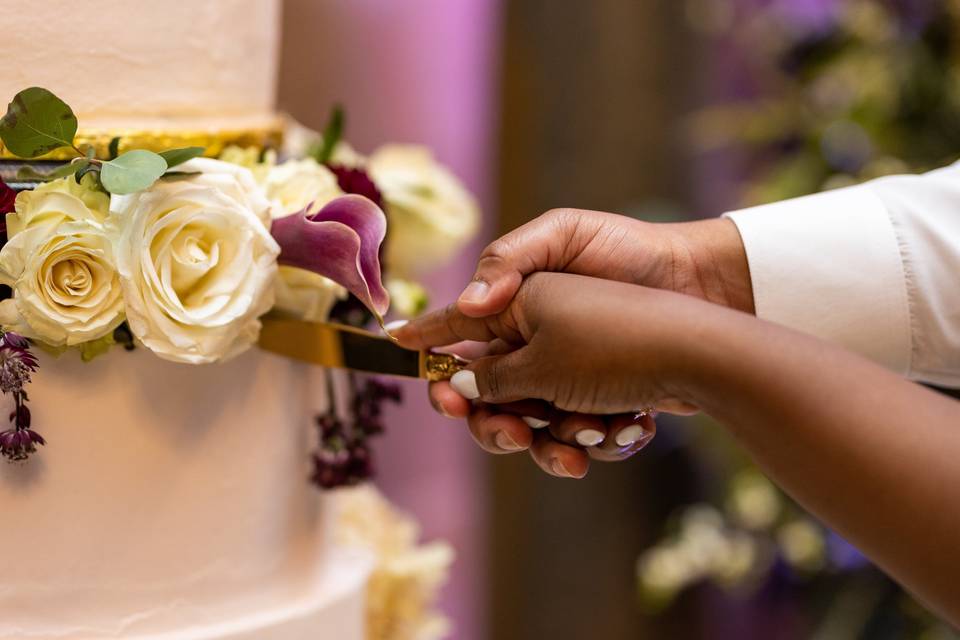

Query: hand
[395,272,716,474]
[455,209,754,317]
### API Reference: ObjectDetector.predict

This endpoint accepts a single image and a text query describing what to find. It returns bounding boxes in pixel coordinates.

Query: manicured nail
[383,319,408,333]
[522,416,549,429]
[450,370,480,399]
[495,431,524,451]
[550,458,576,478]
[615,424,646,447]
[458,280,490,305]
[575,429,605,447]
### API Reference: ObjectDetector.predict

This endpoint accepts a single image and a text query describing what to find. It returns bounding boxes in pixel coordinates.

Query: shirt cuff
[724,185,912,376]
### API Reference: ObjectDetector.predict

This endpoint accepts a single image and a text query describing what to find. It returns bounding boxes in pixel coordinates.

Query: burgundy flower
[0,331,43,462]
[0,179,16,244]
[328,165,384,209]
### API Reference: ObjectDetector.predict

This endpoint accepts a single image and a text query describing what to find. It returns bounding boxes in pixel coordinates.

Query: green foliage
[99,150,168,195]
[159,146,205,169]
[0,87,78,158]
[311,104,345,164]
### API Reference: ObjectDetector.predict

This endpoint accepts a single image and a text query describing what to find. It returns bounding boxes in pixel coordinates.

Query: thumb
[449,348,537,404]
[457,211,574,317]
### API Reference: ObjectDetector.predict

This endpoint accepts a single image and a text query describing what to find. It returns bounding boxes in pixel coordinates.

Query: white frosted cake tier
[0,0,280,132]
[0,348,369,639]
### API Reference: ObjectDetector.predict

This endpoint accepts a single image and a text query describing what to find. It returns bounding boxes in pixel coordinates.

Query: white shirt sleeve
[724,163,960,388]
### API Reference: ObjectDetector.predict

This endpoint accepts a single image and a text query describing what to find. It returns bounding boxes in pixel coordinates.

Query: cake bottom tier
[0,347,370,638]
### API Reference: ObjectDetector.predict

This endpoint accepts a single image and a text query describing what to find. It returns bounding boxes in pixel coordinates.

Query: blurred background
[280,0,960,638]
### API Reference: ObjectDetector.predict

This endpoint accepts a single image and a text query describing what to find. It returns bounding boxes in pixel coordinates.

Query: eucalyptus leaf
[100,150,167,194]
[0,87,78,158]
[159,146,204,169]
[84,145,96,159]
[16,165,49,181]
[75,161,99,184]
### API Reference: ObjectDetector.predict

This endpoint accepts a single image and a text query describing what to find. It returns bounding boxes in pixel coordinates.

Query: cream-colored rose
[368,145,480,276]
[0,220,123,346]
[7,173,109,238]
[280,116,367,167]
[0,177,121,346]
[273,266,346,322]
[264,158,343,217]
[174,157,273,225]
[219,145,276,185]
[109,161,280,364]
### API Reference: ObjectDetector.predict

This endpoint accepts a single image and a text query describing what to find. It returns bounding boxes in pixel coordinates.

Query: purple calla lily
[271,194,390,321]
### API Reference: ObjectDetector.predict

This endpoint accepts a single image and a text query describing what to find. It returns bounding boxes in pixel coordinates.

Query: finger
[457,211,573,317]
[451,348,535,404]
[589,413,656,461]
[428,381,471,419]
[529,429,590,479]
[655,397,700,415]
[494,398,555,429]
[466,404,534,454]
[549,413,609,448]
[392,303,497,350]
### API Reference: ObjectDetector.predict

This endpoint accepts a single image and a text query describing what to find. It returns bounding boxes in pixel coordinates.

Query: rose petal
[271,195,389,319]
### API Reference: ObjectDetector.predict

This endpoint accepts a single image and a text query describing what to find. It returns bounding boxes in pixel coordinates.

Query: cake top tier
[0,0,281,132]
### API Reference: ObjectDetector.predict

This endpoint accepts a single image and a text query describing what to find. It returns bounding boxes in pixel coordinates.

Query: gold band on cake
[0,119,284,160]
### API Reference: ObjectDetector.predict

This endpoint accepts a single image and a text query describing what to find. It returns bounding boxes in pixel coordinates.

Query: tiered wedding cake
[0,2,378,638]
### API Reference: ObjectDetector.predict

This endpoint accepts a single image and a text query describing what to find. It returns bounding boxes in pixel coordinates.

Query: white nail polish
[522,416,549,429]
[450,370,480,399]
[575,429,605,447]
[495,431,523,451]
[615,425,645,447]
[383,319,408,333]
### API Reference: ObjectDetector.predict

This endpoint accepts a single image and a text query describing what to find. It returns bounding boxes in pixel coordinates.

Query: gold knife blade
[258,317,466,381]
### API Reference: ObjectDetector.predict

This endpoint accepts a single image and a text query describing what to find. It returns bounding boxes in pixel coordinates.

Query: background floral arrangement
[638,1,960,637]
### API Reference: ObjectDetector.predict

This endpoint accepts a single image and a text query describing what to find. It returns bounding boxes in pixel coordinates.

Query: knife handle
[420,352,468,382]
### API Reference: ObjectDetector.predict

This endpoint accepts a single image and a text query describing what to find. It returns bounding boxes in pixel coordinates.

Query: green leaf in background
[0,87,78,158]
[158,170,201,182]
[74,161,99,184]
[312,104,344,164]
[159,146,204,169]
[100,150,167,194]
[15,159,89,183]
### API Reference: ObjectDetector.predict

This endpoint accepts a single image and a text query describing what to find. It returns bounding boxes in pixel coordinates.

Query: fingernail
[383,319,408,333]
[575,429,605,447]
[495,431,524,451]
[450,370,480,399]
[458,280,490,305]
[550,458,582,478]
[522,416,549,429]
[615,425,645,447]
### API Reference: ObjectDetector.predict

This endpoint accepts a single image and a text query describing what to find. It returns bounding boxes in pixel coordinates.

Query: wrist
[661,218,755,314]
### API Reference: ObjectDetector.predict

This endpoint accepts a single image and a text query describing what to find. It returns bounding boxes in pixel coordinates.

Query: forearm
[680,308,960,622]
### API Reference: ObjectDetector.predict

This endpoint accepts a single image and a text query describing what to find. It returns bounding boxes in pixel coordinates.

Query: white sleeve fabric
[724,162,960,388]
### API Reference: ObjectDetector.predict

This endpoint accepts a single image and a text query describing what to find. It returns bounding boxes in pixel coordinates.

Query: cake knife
[258,317,467,381]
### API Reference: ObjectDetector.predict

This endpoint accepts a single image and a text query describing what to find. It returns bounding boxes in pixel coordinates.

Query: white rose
[175,157,273,225]
[0,177,122,346]
[265,158,343,217]
[109,161,280,364]
[368,145,480,276]
[273,266,346,322]
[280,116,367,167]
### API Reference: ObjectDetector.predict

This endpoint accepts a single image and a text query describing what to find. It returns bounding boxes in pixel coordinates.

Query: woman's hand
[394,272,714,475]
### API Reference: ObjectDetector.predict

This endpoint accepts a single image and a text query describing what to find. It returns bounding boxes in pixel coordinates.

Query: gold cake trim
[0,118,284,160]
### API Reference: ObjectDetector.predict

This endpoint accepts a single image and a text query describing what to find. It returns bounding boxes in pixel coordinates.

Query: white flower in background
[368,145,479,277]
[0,177,122,346]
[109,160,280,364]
[265,158,343,217]
[273,266,346,322]
[385,277,429,318]
[332,484,453,640]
